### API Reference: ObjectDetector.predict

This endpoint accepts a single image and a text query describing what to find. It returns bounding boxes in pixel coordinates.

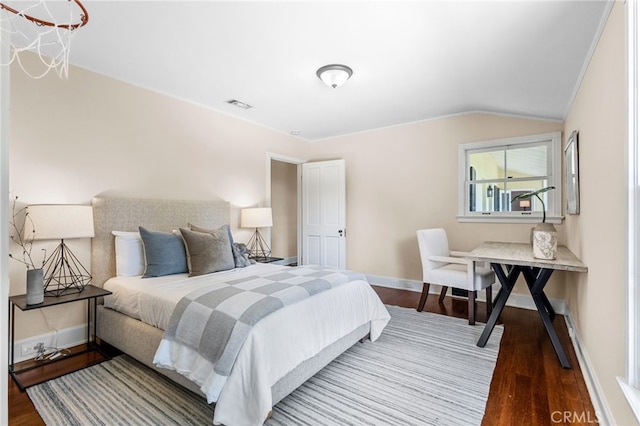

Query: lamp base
[43,240,92,296]
[247,228,271,259]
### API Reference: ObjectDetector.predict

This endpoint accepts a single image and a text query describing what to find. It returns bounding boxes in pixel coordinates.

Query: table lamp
[241,207,273,259]
[24,205,94,296]
[519,199,531,211]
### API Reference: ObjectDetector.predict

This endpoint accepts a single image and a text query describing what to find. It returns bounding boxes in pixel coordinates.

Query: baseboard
[366,274,567,314]
[564,313,614,425]
[12,324,87,364]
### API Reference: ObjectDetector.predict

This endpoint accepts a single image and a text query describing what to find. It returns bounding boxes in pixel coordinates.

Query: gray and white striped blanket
[158,266,366,396]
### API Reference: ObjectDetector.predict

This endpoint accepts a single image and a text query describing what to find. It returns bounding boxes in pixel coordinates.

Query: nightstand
[8,284,112,390]
[252,256,284,263]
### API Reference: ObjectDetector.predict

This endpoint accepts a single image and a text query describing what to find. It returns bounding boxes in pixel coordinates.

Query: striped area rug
[28,305,502,426]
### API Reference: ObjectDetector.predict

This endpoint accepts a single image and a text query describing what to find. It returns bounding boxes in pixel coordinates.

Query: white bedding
[103,264,390,426]
[104,263,290,330]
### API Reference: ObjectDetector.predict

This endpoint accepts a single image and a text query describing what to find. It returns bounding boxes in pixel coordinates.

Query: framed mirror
[564,131,580,214]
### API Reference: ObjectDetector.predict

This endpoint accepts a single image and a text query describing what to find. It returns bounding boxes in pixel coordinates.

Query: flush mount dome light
[316,64,353,88]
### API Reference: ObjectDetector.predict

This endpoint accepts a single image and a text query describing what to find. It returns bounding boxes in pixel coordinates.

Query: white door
[301,159,346,268]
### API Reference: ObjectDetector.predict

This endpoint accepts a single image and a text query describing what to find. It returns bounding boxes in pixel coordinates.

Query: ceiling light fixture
[316,64,353,89]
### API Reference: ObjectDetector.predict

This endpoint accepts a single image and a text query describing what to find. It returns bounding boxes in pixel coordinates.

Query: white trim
[618,378,640,425]
[457,132,563,223]
[623,0,640,421]
[311,110,563,144]
[11,324,88,364]
[563,313,613,425]
[0,23,10,426]
[562,1,616,120]
[457,215,563,225]
[366,274,423,293]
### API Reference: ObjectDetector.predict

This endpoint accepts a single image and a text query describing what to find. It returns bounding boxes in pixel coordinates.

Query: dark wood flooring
[8,286,596,425]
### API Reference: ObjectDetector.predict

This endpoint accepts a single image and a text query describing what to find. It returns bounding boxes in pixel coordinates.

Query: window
[458,132,562,223]
[619,0,640,421]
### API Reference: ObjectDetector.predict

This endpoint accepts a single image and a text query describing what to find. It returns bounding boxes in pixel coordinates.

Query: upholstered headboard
[91,196,230,288]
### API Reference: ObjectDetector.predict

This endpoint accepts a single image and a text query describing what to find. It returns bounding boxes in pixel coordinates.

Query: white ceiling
[11,1,613,141]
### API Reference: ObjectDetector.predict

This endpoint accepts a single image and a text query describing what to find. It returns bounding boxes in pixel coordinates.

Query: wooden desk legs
[477,263,519,348]
[522,267,571,369]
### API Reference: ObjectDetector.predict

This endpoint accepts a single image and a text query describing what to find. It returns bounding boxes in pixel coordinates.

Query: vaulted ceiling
[10,1,613,141]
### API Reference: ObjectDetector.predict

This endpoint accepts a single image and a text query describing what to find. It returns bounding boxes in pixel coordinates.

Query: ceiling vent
[226,99,253,110]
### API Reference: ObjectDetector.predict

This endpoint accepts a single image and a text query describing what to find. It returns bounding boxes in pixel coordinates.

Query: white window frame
[457,131,563,224]
[619,0,640,421]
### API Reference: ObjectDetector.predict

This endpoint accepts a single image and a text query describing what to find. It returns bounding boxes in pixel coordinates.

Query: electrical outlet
[21,342,44,356]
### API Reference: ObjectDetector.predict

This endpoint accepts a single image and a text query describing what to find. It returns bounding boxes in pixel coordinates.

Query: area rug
[27,305,503,426]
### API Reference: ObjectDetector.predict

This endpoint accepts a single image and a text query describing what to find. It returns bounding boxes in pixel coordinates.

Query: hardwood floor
[373,286,596,426]
[8,286,596,425]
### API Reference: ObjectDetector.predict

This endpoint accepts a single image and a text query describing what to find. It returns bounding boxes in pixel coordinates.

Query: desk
[467,242,588,368]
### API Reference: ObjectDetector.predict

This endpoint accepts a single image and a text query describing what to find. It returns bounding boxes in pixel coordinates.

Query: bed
[91,196,390,426]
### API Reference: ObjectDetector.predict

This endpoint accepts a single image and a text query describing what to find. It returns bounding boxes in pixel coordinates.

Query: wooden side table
[8,284,112,390]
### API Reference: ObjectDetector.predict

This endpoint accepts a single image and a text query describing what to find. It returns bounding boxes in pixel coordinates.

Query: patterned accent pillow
[138,226,188,278]
[179,227,235,276]
[189,223,251,268]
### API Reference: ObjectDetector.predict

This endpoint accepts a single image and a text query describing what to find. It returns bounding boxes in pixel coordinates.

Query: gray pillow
[180,227,235,276]
[189,223,249,268]
[138,226,188,278]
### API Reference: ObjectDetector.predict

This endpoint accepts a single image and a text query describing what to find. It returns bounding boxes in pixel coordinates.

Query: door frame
[1,28,10,425]
[266,152,305,263]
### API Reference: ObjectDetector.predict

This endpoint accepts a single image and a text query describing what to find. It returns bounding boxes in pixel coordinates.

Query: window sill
[618,377,640,424]
[457,215,563,224]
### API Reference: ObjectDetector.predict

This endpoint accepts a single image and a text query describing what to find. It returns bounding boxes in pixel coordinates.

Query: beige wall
[8,54,308,339]
[564,2,635,424]
[9,57,565,338]
[270,159,298,258]
[305,114,563,296]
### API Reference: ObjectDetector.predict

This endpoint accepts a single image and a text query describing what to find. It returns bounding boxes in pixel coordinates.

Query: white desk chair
[416,228,494,325]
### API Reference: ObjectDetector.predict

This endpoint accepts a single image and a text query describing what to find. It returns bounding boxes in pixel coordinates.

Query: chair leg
[417,282,430,312]
[485,286,493,321]
[438,286,448,303]
[468,290,476,325]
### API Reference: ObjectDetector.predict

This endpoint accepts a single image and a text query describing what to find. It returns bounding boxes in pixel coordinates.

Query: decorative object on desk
[8,195,46,305]
[564,131,580,215]
[241,207,273,259]
[512,186,557,259]
[24,205,94,296]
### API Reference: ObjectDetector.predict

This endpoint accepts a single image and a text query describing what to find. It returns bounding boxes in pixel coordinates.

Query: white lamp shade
[24,205,95,240]
[241,207,273,228]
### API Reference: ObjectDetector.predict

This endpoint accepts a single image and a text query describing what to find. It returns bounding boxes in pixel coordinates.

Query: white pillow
[111,231,144,277]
